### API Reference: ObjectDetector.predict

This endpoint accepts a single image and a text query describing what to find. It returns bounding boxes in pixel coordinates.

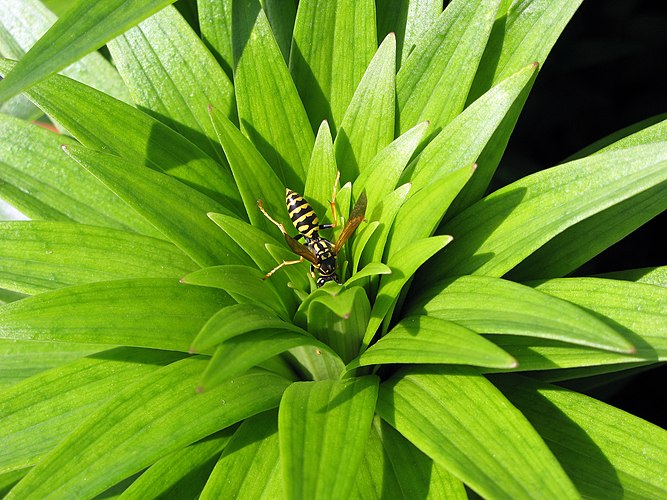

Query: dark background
[499,1,666,428]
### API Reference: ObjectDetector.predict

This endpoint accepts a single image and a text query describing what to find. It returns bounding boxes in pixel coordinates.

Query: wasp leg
[309,264,317,279]
[319,170,341,231]
[263,256,305,280]
[257,200,288,235]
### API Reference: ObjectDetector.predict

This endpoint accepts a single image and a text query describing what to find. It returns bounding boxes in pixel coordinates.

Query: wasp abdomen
[286,188,320,238]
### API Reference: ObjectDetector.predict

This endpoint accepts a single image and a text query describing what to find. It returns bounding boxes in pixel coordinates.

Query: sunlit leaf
[279,377,379,499]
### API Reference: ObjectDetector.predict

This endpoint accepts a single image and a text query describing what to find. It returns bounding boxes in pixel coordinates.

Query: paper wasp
[258,175,367,287]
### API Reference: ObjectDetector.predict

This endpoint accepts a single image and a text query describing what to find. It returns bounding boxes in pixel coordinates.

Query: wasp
[258,176,366,287]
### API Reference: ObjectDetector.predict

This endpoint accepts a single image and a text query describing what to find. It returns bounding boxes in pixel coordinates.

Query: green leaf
[208,105,289,234]
[63,144,250,268]
[410,275,635,354]
[599,266,667,287]
[0,339,104,390]
[566,115,667,161]
[354,416,467,499]
[353,120,429,211]
[334,33,395,182]
[358,183,412,271]
[304,120,338,218]
[0,114,157,236]
[181,265,292,320]
[0,348,184,472]
[308,286,371,363]
[261,0,297,63]
[347,316,516,371]
[6,360,290,499]
[201,410,282,499]
[468,0,584,102]
[0,278,232,351]
[107,5,236,163]
[279,377,379,500]
[232,0,313,188]
[396,0,501,134]
[508,123,667,280]
[0,58,243,213]
[200,329,331,391]
[198,0,233,80]
[532,278,667,357]
[455,0,584,213]
[376,0,442,67]
[494,375,667,499]
[0,0,176,102]
[387,164,474,257]
[489,336,657,373]
[290,0,377,133]
[208,212,307,292]
[0,221,197,294]
[0,0,131,103]
[363,236,452,348]
[426,143,667,280]
[377,366,579,499]
[190,303,307,354]
[405,62,538,195]
[121,429,235,500]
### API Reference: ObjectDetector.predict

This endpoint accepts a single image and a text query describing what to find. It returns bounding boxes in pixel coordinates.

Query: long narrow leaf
[347,316,516,371]
[334,33,395,181]
[532,278,667,357]
[279,377,379,499]
[0,0,176,102]
[198,0,233,79]
[396,0,501,133]
[0,58,243,213]
[233,0,313,188]
[5,360,290,499]
[493,375,667,499]
[201,410,282,499]
[377,366,579,499]
[0,0,130,103]
[410,275,635,353]
[107,5,236,162]
[0,221,197,294]
[426,143,667,281]
[63,144,250,268]
[0,114,157,235]
[0,278,232,351]
[290,0,377,133]
[0,348,184,472]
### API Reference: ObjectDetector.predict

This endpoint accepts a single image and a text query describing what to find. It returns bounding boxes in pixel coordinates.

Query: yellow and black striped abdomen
[286,188,320,238]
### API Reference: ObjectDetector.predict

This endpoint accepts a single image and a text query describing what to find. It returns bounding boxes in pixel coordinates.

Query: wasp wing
[334,191,367,254]
[284,233,319,266]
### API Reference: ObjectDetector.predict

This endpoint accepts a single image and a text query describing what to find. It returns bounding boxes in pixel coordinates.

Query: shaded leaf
[0,58,243,213]
[64,144,250,268]
[494,375,667,499]
[426,144,667,281]
[201,410,282,499]
[108,5,236,162]
[233,0,313,188]
[0,114,157,235]
[0,348,184,472]
[198,0,234,80]
[304,120,338,218]
[377,366,579,499]
[290,0,377,133]
[0,0,171,101]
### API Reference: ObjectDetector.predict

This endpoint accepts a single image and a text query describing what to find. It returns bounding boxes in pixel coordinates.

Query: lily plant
[0,0,665,498]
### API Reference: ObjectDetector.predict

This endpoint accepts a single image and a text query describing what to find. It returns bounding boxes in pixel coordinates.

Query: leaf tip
[60,144,69,153]
[532,61,540,70]
[196,385,206,393]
